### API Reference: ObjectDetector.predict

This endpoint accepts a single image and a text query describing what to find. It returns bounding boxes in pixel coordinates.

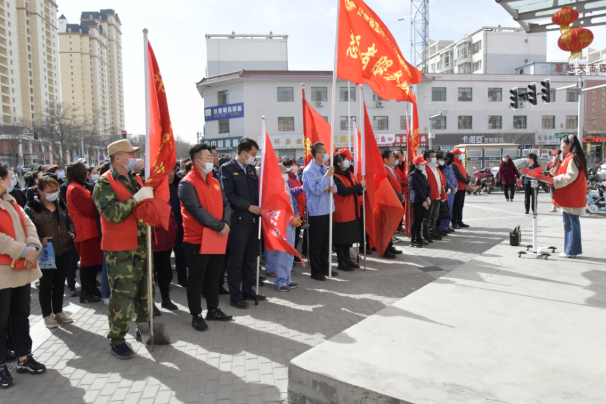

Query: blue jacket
[442,164,458,193]
[219,158,259,224]
[409,169,431,204]
[522,162,541,186]
[302,161,337,216]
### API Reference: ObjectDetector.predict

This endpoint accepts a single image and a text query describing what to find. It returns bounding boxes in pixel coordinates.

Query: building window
[458,87,472,101]
[373,116,388,130]
[277,87,293,102]
[458,116,472,129]
[542,115,555,129]
[472,60,482,72]
[431,116,446,130]
[438,52,451,69]
[488,116,502,129]
[400,116,407,130]
[311,87,327,102]
[472,40,482,54]
[218,119,229,134]
[566,89,579,102]
[322,116,329,122]
[340,87,356,101]
[550,89,557,102]
[340,116,356,130]
[456,43,469,59]
[278,117,295,131]
[457,63,471,73]
[488,88,502,101]
[372,92,384,102]
[513,116,527,129]
[432,87,446,101]
[566,115,578,129]
[217,90,229,105]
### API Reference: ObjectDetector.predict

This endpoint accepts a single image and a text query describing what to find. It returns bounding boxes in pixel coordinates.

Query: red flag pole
[359,85,367,271]
[256,117,267,306]
[301,84,311,270]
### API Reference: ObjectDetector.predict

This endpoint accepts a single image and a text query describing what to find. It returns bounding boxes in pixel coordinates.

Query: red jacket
[153,207,178,252]
[498,159,520,185]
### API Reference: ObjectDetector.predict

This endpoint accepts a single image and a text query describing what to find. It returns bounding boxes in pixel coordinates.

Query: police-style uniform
[219,158,260,304]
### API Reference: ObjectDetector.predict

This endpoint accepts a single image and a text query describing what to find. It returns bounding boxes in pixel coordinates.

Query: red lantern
[558,26,594,61]
[552,6,579,33]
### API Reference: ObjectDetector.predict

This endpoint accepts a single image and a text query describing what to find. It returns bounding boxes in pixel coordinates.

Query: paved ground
[2,192,577,404]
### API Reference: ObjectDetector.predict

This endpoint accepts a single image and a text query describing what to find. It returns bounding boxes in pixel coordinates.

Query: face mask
[394,160,399,166]
[322,153,329,163]
[57,171,65,179]
[418,164,425,172]
[84,164,90,169]
[122,157,138,171]
[90,174,99,182]
[429,158,436,165]
[200,161,214,172]
[343,160,351,169]
[44,191,59,202]
[458,155,464,161]
[243,152,255,165]
[2,177,14,193]
[502,158,507,162]
[438,161,445,166]
[282,174,289,182]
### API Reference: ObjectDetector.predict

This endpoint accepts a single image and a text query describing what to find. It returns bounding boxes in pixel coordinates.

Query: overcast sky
[58,0,606,144]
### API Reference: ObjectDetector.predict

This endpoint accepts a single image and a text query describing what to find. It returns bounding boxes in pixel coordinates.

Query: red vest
[386,168,403,195]
[553,154,587,208]
[181,169,224,244]
[288,175,306,217]
[333,173,357,223]
[425,166,446,200]
[66,182,99,242]
[395,164,408,190]
[0,202,26,264]
[99,171,144,251]
[454,159,468,190]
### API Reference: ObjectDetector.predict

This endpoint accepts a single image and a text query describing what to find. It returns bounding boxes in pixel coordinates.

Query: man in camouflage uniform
[93,139,155,359]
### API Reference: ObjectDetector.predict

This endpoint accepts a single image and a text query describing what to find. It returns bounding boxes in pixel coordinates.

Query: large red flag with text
[260,131,305,265]
[302,88,332,166]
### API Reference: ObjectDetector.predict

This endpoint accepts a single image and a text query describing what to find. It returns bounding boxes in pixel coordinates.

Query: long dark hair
[562,134,587,175]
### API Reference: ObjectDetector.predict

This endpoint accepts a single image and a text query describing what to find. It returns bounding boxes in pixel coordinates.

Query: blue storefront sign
[203,136,242,151]
[204,103,244,122]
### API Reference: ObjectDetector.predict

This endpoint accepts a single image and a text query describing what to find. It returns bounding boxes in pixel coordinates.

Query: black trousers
[503,184,516,200]
[173,229,188,284]
[80,263,101,295]
[309,214,330,277]
[0,284,32,363]
[411,203,424,241]
[524,184,536,213]
[226,220,259,302]
[183,242,224,316]
[422,199,440,236]
[39,252,71,317]
[153,250,173,300]
[453,190,466,224]
[66,240,79,288]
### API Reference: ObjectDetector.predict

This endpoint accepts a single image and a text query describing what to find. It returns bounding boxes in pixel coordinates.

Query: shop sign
[204,103,245,122]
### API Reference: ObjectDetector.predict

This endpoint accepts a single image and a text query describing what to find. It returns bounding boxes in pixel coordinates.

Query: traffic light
[33,132,39,140]
[527,82,537,106]
[540,79,551,103]
[121,130,127,139]
[509,87,519,109]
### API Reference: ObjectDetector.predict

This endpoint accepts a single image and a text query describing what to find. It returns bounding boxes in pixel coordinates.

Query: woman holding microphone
[550,135,587,258]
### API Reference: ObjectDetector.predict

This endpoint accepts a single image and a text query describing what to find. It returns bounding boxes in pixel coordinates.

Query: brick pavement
[2,193,562,404]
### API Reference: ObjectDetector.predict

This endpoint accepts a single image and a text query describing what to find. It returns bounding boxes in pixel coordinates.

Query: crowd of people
[0,135,588,387]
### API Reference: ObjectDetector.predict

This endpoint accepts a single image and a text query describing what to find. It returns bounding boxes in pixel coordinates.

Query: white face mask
[418,164,425,172]
[394,159,399,166]
[198,160,214,173]
[84,163,90,169]
[430,157,437,165]
[44,191,59,202]
[90,174,99,182]
[502,158,507,162]
[343,160,351,169]
[458,155,464,161]
[243,152,255,165]
[438,161,445,166]
[57,171,65,180]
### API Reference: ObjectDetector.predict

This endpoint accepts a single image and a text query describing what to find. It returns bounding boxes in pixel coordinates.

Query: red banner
[302,88,332,166]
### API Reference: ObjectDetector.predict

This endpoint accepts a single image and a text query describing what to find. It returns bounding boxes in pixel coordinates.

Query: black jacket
[219,158,259,224]
[9,188,27,208]
[25,196,74,256]
[451,163,470,185]
[169,173,183,232]
[408,169,431,204]
[178,176,232,232]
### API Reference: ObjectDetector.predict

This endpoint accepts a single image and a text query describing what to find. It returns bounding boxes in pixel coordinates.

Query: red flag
[260,129,305,265]
[302,87,332,166]
[357,102,404,257]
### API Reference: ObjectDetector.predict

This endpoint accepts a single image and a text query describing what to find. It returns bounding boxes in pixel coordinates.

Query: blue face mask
[123,157,137,171]
[322,153,329,163]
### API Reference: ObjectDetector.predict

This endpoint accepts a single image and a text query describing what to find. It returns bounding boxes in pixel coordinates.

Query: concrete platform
[288,213,606,404]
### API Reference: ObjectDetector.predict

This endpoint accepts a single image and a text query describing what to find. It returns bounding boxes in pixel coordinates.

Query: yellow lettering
[347,31,361,59]
[361,44,377,70]
[371,56,393,76]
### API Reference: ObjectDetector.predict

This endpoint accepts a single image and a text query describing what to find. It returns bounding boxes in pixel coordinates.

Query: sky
[57,0,606,144]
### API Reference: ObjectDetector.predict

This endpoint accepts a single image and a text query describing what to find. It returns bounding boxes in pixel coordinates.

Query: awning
[495,0,606,33]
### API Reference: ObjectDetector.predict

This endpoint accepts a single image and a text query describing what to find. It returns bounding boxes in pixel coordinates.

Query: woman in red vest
[0,163,46,387]
[550,135,587,258]
[66,162,103,303]
[283,158,306,261]
[332,153,366,271]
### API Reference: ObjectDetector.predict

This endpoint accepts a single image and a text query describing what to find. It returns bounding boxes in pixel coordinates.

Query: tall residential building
[58,9,124,134]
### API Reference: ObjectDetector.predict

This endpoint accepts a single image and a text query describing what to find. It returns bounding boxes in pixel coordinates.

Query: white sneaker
[54,312,73,324]
[44,315,58,329]
[559,253,577,258]
[103,298,110,306]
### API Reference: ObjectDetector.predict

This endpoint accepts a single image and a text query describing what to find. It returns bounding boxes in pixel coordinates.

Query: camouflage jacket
[93,167,146,248]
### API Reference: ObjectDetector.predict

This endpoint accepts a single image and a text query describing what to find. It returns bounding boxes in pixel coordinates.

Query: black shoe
[90,288,102,298]
[192,315,209,331]
[345,258,360,269]
[388,246,403,255]
[0,364,14,389]
[310,274,327,281]
[453,224,461,229]
[219,286,230,295]
[421,239,429,245]
[178,280,188,288]
[424,237,434,243]
[337,265,354,272]
[3,350,16,363]
[135,328,142,342]
[79,290,100,303]
[448,228,455,233]
[432,234,443,240]
[458,222,470,228]
[294,256,302,263]
[16,355,46,374]
[161,298,178,310]
[206,308,233,322]
[410,240,422,248]
[153,305,162,317]
[66,286,78,297]
[243,294,266,301]
[259,275,267,282]
[439,230,449,236]
[322,270,339,277]
[230,300,249,309]
[383,252,396,259]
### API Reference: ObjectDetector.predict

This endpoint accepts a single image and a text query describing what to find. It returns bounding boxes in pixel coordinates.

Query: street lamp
[428,110,447,150]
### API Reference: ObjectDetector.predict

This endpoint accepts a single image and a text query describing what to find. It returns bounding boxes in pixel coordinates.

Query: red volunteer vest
[386,168,403,195]
[333,173,357,223]
[395,164,407,190]
[66,182,99,242]
[425,166,442,200]
[288,176,306,217]
[0,202,26,264]
[454,159,468,190]
[552,154,587,208]
[99,171,144,252]
[180,169,224,244]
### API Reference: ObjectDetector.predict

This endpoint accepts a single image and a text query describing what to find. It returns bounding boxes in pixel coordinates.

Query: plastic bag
[38,242,56,270]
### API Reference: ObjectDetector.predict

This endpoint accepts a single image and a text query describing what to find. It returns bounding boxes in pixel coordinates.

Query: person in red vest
[394,149,408,233]
[179,143,233,331]
[546,150,559,212]
[550,135,587,258]
[66,162,103,304]
[332,152,366,270]
[381,150,404,258]
[282,158,305,262]
[421,150,447,242]
[93,140,155,360]
[451,148,471,229]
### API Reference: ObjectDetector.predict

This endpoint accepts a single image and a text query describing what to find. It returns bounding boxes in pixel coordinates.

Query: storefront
[583,135,605,164]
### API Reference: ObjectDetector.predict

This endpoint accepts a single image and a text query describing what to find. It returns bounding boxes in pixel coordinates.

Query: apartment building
[58,9,124,134]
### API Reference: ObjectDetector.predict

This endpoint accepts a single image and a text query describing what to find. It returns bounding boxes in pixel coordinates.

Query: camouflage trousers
[105,247,154,347]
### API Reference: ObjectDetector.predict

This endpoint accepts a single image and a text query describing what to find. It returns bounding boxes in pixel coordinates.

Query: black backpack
[510,226,522,246]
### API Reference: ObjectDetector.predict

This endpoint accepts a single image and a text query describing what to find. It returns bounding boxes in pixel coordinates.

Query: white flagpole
[328,0,341,280]
[301,83,312,270]
[359,84,366,271]
[256,117,266,305]
[348,81,351,151]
